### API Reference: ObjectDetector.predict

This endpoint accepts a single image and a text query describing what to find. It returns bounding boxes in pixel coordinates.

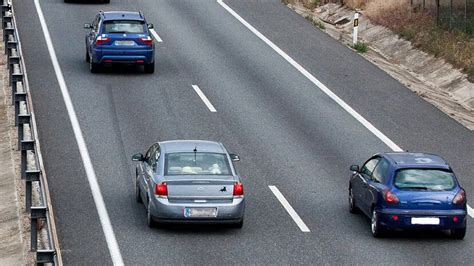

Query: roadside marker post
[352,11,359,46]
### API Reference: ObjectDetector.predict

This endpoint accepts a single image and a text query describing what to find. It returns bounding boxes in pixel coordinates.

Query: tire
[230,218,244,229]
[146,200,157,228]
[450,227,466,239]
[349,187,358,214]
[371,208,385,238]
[85,50,90,63]
[135,173,142,204]
[102,0,110,3]
[90,59,100,73]
[144,62,155,74]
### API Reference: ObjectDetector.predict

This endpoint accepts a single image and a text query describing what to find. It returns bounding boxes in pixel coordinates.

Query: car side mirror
[84,23,92,29]
[132,153,144,161]
[350,165,359,172]
[229,154,240,162]
[147,23,154,29]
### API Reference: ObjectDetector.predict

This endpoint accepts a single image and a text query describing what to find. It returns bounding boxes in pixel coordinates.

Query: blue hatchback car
[84,11,155,73]
[349,152,467,239]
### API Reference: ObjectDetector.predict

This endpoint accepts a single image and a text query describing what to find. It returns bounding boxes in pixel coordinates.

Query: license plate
[411,217,440,225]
[115,40,135,46]
[184,208,218,218]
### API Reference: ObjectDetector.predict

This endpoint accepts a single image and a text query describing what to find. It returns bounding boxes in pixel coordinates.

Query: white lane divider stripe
[218,0,474,219]
[34,0,124,264]
[149,29,163,42]
[192,85,217,112]
[468,205,474,218]
[269,186,311,232]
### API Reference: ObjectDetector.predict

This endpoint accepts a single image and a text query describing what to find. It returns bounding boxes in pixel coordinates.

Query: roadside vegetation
[285,0,474,81]
[352,41,368,53]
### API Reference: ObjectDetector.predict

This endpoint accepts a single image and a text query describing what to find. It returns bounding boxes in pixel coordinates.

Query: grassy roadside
[286,0,474,82]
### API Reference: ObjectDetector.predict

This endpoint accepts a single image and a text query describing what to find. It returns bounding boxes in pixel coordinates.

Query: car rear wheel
[349,187,358,214]
[230,218,244,229]
[144,62,155,74]
[85,50,90,63]
[371,209,385,238]
[450,227,466,239]
[147,200,157,228]
[90,60,100,73]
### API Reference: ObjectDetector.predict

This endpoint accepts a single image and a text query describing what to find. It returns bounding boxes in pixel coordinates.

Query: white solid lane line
[34,0,124,265]
[468,205,474,218]
[192,85,217,112]
[149,29,163,42]
[217,0,474,219]
[269,186,311,232]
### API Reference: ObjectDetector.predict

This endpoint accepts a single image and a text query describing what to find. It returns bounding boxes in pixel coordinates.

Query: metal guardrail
[1,0,57,264]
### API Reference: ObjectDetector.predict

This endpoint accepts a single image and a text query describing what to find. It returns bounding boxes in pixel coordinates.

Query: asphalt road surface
[13,0,474,264]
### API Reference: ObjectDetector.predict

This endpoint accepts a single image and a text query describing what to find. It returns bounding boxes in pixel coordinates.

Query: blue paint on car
[85,11,155,73]
[349,152,467,239]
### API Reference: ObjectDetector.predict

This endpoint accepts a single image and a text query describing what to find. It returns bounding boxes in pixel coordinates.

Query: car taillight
[233,182,244,198]
[155,182,168,198]
[137,36,153,46]
[453,189,466,205]
[96,36,110,46]
[384,190,399,204]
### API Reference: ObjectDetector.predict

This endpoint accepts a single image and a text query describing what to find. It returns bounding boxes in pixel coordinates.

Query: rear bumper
[92,48,154,64]
[378,208,467,229]
[150,197,245,223]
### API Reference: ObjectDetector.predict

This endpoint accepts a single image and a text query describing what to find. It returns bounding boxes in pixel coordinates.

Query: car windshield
[165,152,231,176]
[103,20,146,34]
[394,169,456,191]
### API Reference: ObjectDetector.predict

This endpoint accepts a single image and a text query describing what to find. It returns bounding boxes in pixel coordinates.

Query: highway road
[13,0,474,264]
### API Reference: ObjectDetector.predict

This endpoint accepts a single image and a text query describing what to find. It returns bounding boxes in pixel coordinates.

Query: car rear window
[165,153,231,176]
[394,169,456,191]
[103,20,146,34]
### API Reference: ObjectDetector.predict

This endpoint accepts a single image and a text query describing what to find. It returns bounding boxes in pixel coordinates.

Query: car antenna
[193,145,197,165]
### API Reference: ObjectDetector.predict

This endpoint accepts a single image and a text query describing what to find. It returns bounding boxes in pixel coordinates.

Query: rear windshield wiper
[107,31,128,34]
[401,186,431,190]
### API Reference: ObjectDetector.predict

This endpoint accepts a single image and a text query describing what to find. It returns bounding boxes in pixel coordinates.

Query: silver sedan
[132,140,245,228]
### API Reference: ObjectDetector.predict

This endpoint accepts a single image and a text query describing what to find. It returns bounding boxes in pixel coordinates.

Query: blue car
[84,11,155,73]
[349,152,467,239]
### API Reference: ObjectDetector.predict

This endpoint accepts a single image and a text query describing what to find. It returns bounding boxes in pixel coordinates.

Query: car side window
[144,145,156,166]
[150,145,161,172]
[361,157,380,179]
[372,158,389,183]
[92,15,100,32]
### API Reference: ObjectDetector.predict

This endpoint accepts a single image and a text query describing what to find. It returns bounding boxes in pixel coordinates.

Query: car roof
[383,152,450,170]
[159,140,226,154]
[101,11,144,21]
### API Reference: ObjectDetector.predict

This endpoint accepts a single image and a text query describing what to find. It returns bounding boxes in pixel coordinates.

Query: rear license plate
[115,40,135,46]
[184,208,218,218]
[411,217,440,225]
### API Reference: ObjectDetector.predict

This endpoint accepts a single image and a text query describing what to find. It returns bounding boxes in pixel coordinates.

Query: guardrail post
[37,250,55,265]
[1,0,10,21]
[30,207,47,252]
[21,139,34,210]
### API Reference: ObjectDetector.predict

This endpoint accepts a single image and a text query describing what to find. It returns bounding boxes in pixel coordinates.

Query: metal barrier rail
[1,0,57,264]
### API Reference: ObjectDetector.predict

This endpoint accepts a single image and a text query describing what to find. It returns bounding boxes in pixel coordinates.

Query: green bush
[353,41,368,53]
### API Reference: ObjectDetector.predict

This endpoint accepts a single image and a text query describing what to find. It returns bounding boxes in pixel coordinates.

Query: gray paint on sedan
[132,140,245,228]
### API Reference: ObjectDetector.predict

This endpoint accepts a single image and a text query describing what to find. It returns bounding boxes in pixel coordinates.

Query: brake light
[384,190,399,204]
[453,189,466,205]
[137,36,153,46]
[155,182,168,198]
[233,182,244,197]
[96,36,110,46]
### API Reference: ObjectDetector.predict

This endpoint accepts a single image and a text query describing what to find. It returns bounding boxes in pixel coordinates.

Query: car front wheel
[371,209,385,238]
[349,187,358,214]
[135,174,142,204]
